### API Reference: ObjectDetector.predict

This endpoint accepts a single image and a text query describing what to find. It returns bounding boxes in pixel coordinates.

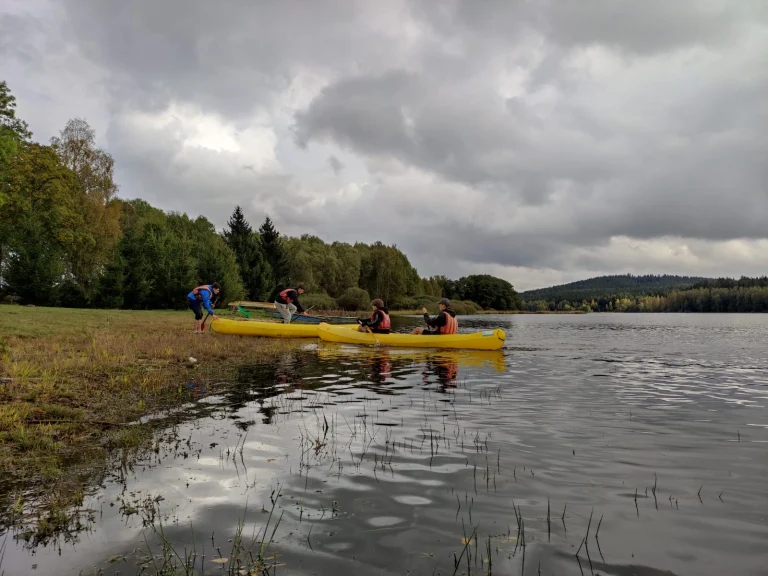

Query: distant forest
[522,274,768,313]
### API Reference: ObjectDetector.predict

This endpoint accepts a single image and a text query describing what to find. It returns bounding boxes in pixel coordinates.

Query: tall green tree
[223,206,271,300]
[259,215,289,295]
[182,214,245,305]
[2,143,85,304]
[0,81,32,181]
[50,118,122,302]
[0,81,33,281]
[444,274,521,310]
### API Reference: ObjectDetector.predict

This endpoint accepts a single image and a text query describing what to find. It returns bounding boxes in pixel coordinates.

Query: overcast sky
[2,0,766,290]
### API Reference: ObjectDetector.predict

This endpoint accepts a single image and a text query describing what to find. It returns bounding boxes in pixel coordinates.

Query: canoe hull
[211,318,358,338]
[318,324,506,351]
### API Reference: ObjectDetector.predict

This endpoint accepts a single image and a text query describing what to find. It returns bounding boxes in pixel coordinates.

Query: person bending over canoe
[411,298,458,335]
[358,299,391,334]
[274,284,307,323]
[188,282,221,334]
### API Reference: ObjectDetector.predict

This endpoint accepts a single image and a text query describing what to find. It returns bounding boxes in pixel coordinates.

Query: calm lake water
[3,314,767,576]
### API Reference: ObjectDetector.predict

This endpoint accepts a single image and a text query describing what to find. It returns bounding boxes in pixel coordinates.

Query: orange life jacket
[371,309,391,330]
[438,312,458,334]
[279,288,294,304]
[192,284,211,300]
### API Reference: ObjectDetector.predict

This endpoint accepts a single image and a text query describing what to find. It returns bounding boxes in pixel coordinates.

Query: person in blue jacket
[187,282,221,333]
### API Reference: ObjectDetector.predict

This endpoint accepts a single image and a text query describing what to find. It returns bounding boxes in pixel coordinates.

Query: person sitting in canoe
[411,298,458,335]
[274,284,307,323]
[358,299,391,334]
[188,282,221,333]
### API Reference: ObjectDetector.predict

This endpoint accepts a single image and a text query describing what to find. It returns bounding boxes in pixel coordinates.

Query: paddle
[292,305,315,322]
[201,296,219,332]
[358,319,381,347]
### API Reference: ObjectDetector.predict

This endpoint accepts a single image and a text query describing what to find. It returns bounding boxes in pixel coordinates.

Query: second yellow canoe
[318,323,506,351]
[211,318,358,338]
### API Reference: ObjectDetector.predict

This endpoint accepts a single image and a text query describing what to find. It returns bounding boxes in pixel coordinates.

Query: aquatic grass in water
[0,305,306,545]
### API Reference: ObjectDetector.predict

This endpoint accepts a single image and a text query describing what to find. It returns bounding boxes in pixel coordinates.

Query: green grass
[0,304,303,543]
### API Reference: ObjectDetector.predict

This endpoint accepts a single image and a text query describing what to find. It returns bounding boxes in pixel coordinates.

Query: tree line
[0,81,521,312]
[523,276,768,313]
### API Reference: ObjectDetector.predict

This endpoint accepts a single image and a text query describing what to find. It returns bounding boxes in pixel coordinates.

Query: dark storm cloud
[57,0,424,119]
[2,0,767,287]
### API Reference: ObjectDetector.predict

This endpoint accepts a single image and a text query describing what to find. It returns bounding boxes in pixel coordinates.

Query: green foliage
[1,143,85,305]
[336,287,371,311]
[283,235,361,298]
[299,292,338,310]
[94,248,125,308]
[0,81,32,203]
[523,276,768,312]
[0,81,31,140]
[447,300,481,315]
[444,274,521,310]
[4,225,65,306]
[97,201,244,309]
[358,241,419,304]
[259,216,289,295]
[389,295,437,310]
[49,118,122,301]
[224,206,271,300]
[521,274,707,304]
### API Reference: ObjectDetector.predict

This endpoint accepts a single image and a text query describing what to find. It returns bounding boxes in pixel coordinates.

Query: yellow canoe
[317,323,506,351]
[211,318,358,338]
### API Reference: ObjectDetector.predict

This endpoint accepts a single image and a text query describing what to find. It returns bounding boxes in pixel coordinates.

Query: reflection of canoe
[316,344,507,372]
[211,318,358,338]
[264,310,361,324]
[318,323,506,351]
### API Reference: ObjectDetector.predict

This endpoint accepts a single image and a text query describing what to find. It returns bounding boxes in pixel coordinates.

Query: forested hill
[521,274,708,302]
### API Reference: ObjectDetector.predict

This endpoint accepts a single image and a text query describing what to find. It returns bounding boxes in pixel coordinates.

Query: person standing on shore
[411,298,458,335]
[188,282,221,333]
[274,284,306,323]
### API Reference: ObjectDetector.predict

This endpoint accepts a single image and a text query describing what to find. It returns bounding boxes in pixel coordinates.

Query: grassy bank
[0,305,301,540]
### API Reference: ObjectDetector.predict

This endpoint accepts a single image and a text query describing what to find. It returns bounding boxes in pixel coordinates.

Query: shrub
[300,292,338,311]
[336,287,371,311]
[389,295,434,310]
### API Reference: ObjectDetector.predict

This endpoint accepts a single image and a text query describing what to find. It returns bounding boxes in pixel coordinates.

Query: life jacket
[279,288,294,304]
[438,311,458,334]
[192,284,212,301]
[371,309,391,330]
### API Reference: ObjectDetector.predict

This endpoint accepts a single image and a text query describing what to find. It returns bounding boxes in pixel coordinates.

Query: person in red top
[274,284,306,323]
[412,298,458,335]
[358,299,391,334]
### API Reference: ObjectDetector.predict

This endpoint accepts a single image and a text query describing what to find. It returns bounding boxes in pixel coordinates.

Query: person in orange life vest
[274,284,306,323]
[357,299,391,334]
[187,282,221,334]
[411,298,458,335]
